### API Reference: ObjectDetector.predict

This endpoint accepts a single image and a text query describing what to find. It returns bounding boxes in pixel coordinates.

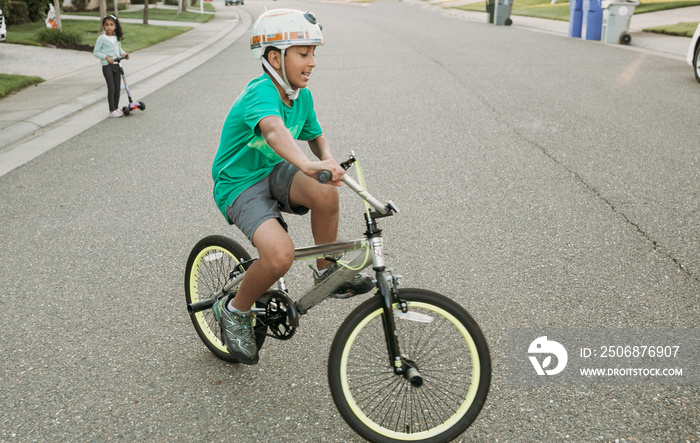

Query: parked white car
[688,23,700,83]
[0,8,6,42]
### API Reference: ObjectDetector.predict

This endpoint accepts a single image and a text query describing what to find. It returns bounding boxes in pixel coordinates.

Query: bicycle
[185,155,491,442]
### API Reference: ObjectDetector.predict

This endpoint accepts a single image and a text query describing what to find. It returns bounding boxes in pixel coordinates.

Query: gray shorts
[226,161,308,244]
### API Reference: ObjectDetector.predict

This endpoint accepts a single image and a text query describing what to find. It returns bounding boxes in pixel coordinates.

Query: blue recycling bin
[569,0,583,38]
[582,0,603,40]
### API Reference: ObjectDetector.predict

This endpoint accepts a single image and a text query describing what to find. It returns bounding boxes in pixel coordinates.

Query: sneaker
[313,262,375,298]
[109,109,123,118]
[212,299,259,365]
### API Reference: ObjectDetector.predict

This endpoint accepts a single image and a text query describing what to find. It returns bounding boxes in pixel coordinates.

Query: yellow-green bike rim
[188,245,240,354]
[339,301,482,441]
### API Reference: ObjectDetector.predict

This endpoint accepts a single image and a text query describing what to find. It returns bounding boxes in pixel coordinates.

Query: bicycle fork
[370,235,424,388]
[376,271,423,387]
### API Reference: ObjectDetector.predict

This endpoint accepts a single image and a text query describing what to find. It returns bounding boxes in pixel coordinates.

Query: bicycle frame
[291,173,412,379]
[187,166,414,378]
[288,239,371,313]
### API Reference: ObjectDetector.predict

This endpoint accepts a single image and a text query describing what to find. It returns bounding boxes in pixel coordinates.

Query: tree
[143,0,148,25]
[51,1,62,31]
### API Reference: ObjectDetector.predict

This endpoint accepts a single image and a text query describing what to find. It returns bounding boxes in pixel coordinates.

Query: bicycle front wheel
[328,289,491,443]
[184,235,266,363]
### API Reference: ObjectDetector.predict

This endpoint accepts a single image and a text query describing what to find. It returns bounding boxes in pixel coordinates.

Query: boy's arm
[308,135,332,161]
[259,116,344,184]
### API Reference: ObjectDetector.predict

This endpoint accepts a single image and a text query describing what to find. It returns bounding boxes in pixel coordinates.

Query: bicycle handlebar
[317,156,355,184]
[317,156,397,216]
[317,170,333,184]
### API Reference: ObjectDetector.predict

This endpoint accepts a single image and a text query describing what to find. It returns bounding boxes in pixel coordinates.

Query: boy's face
[282,46,317,90]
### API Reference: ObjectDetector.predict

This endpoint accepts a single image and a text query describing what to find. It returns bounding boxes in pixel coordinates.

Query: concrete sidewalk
[0,2,696,177]
[424,0,696,60]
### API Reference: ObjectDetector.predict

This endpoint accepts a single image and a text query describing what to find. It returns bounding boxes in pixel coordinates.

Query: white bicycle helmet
[250,9,324,100]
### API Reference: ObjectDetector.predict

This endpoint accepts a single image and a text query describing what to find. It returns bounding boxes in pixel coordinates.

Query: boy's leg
[287,169,373,297]
[288,171,339,271]
[230,218,295,312]
[214,218,293,365]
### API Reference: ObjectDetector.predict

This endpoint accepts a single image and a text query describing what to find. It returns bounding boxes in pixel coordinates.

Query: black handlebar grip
[317,170,332,184]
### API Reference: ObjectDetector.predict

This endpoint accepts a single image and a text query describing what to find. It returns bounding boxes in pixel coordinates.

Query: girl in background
[93,15,129,117]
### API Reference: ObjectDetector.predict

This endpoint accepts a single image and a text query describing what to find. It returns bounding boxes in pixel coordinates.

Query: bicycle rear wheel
[185,235,266,363]
[328,289,491,443]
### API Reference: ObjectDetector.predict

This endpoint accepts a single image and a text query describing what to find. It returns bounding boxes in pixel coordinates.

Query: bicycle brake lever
[317,155,356,183]
[339,155,356,170]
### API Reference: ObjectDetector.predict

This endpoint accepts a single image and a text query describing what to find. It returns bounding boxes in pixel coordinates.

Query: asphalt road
[1,0,698,441]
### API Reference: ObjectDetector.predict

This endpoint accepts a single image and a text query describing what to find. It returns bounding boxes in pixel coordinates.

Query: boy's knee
[261,244,294,276]
[268,254,294,278]
[315,185,339,212]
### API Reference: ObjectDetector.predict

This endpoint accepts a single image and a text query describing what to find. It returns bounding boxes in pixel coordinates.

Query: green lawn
[454,0,700,22]
[643,21,699,37]
[0,3,210,98]
[4,19,191,52]
[0,73,45,98]
[68,3,215,23]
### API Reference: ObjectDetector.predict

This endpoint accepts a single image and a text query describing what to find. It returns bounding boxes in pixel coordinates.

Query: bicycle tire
[328,289,491,443]
[185,235,266,363]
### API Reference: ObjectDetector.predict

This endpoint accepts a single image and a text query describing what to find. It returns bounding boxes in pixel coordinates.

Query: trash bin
[582,0,603,40]
[569,0,583,38]
[494,0,514,26]
[601,0,639,44]
[486,0,495,24]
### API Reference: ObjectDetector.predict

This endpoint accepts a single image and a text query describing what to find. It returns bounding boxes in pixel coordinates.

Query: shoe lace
[236,313,256,346]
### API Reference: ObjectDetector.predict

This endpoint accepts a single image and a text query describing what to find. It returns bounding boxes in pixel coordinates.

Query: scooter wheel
[139,102,146,111]
[122,106,130,116]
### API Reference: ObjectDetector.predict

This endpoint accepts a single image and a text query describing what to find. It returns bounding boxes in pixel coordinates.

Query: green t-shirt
[211,74,323,223]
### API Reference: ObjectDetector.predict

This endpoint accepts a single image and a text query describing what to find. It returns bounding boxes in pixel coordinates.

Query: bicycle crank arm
[187,295,271,316]
[187,269,247,313]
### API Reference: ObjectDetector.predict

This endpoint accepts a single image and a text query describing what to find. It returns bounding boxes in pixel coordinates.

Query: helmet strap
[261,50,299,101]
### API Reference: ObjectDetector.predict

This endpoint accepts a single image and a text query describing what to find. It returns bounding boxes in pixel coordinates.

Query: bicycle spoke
[330,291,490,441]
[186,236,266,363]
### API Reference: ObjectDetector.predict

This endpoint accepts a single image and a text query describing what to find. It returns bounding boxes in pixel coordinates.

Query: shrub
[25,0,51,22]
[106,0,127,10]
[37,27,82,46]
[70,0,87,10]
[4,1,30,25]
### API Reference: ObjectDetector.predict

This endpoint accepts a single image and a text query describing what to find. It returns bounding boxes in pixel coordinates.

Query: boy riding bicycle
[211,9,372,365]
